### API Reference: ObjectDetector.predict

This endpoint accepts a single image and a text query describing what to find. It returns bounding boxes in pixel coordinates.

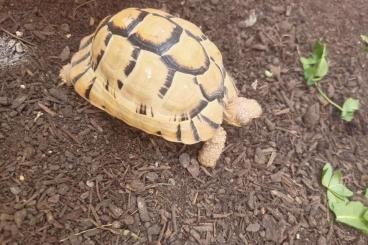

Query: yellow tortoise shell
[65,7,239,144]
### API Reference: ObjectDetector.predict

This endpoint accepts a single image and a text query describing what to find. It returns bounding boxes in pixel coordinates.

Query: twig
[0,27,36,46]
[72,0,96,18]
[60,127,82,145]
[96,179,102,202]
[137,166,171,171]
[156,221,167,244]
[38,102,57,117]
[60,224,112,242]
[60,222,139,242]
[171,205,178,234]
[316,83,343,111]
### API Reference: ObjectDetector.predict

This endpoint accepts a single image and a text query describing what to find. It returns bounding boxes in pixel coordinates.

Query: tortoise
[60,7,262,168]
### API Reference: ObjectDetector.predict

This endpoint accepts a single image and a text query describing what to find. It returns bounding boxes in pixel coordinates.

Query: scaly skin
[198,96,262,167]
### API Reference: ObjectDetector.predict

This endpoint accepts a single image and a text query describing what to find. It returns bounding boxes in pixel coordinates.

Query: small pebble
[109,203,123,218]
[303,103,320,127]
[123,214,135,225]
[60,23,70,33]
[112,220,121,229]
[10,186,21,195]
[14,209,27,227]
[15,42,24,53]
[86,180,94,188]
[179,153,190,168]
[137,197,150,222]
[246,222,261,232]
[59,46,70,62]
[145,172,159,182]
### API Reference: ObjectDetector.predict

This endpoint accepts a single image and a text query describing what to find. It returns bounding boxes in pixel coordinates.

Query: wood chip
[137,197,150,222]
[38,102,57,116]
[270,190,294,203]
[0,96,10,106]
[267,151,277,167]
[273,108,290,116]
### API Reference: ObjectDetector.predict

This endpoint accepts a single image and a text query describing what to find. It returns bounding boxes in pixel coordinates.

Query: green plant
[322,163,368,234]
[264,69,273,78]
[300,41,359,122]
[361,35,368,51]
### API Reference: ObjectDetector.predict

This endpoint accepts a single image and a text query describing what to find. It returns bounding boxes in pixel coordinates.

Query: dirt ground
[1,0,368,244]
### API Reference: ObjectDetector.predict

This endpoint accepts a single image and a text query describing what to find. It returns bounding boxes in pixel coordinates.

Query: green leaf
[322,163,333,188]
[334,201,368,234]
[361,35,368,45]
[365,188,368,199]
[322,164,353,211]
[341,98,360,122]
[321,164,368,234]
[364,210,368,222]
[300,41,329,86]
[264,70,273,78]
[328,170,354,198]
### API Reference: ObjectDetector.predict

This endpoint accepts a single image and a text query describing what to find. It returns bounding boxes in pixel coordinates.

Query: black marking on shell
[93,33,112,71]
[161,47,210,76]
[151,13,173,18]
[126,11,149,34]
[189,100,208,119]
[156,131,162,135]
[224,86,230,101]
[131,47,141,60]
[158,69,175,98]
[176,124,182,141]
[199,84,224,102]
[71,51,90,66]
[128,24,183,55]
[190,120,200,142]
[104,33,112,46]
[71,68,89,85]
[138,104,147,115]
[199,114,220,129]
[80,35,94,50]
[93,51,103,70]
[107,22,129,37]
[85,77,96,99]
[94,15,112,38]
[101,105,106,109]
[150,107,154,117]
[185,30,203,42]
[105,80,109,91]
[179,113,189,122]
[193,77,199,85]
[210,57,226,78]
[117,80,124,89]
[201,34,208,41]
[107,11,148,37]
[197,60,225,101]
[124,60,136,76]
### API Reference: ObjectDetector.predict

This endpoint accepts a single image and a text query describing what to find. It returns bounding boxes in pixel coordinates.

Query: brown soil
[1,0,368,244]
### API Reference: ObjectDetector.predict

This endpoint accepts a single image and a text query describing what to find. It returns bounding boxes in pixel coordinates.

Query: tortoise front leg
[198,127,227,168]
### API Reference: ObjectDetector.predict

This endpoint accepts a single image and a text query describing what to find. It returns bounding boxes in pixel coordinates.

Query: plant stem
[315,82,343,111]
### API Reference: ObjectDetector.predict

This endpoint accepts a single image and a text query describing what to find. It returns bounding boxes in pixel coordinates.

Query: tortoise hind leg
[198,126,226,168]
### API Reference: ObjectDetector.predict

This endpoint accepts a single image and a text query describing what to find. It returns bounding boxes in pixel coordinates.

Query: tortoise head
[224,97,262,127]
